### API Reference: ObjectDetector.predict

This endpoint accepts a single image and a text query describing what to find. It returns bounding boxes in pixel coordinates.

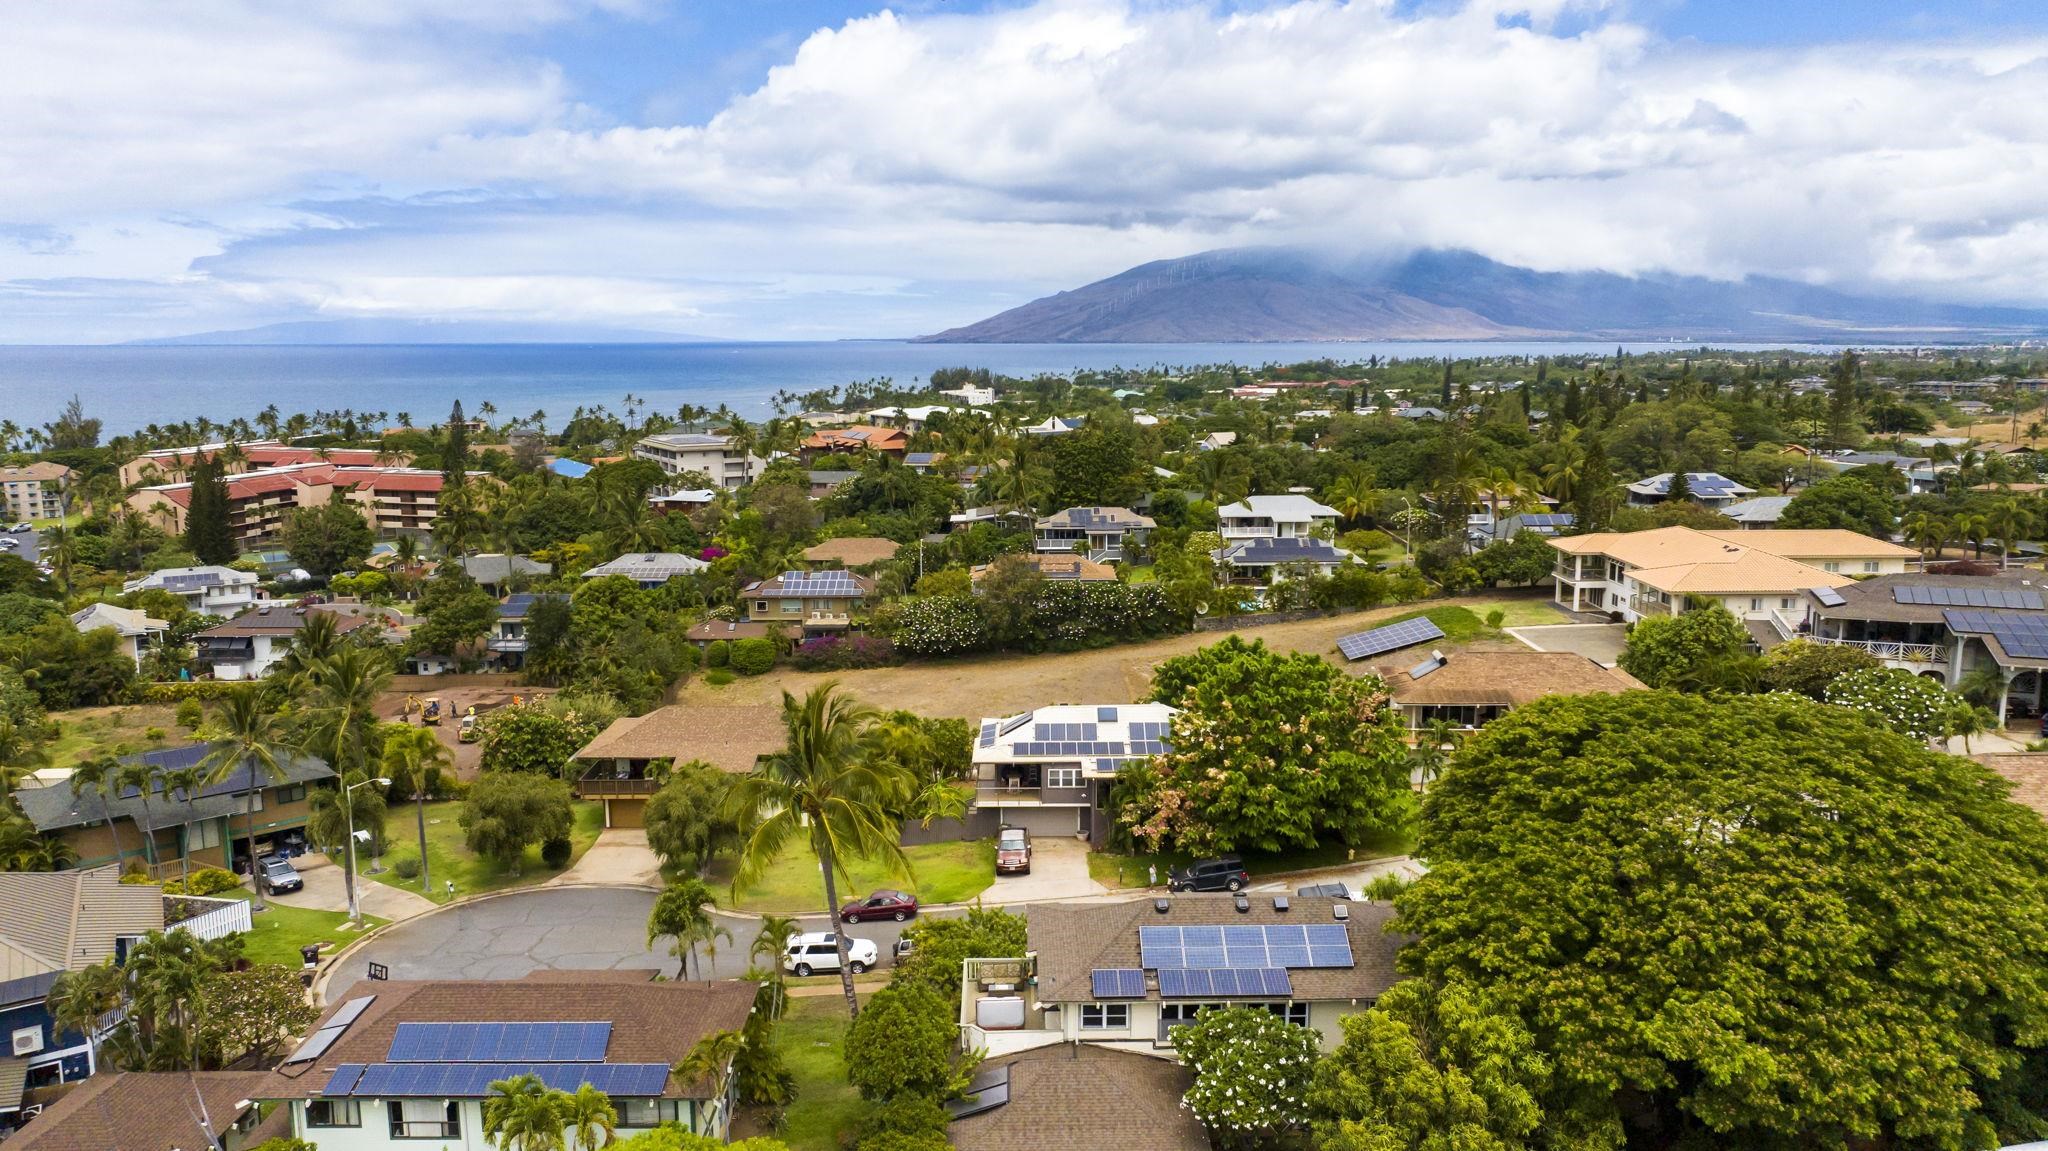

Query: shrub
[163,866,242,897]
[730,638,777,676]
[704,640,731,668]
[703,668,735,686]
[392,856,422,880]
[890,594,991,657]
[789,634,897,671]
[143,726,166,742]
[138,681,248,703]
[541,836,573,868]
[174,697,204,731]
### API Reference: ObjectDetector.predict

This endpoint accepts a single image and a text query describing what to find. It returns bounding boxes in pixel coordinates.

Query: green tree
[199,692,294,909]
[1824,665,1967,741]
[478,697,610,776]
[728,684,916,1018]
[844,982,977,1102]
[1173,1005,1321,1150]
[67,754,133,870]
[307,769,389,914]
[646,877,731,980]
[280,497,375,579]
[610,1131,789,1151]
[444,399,472,492]
[461,772,573,874]
[888,907,1029,998]
[1758,637,1880,699]
[1777,476,1897,538]
[297,644,394,775]
[644,760,736,877]
[183,457,237,565]
[2,619,136,708]
[1470,532,1555,587]
[563,1083,619,1151]
[1615,605,1749,691]
[408,567,500,661]
[1398,690,2048,1149]
[382,723,453,898]
[481,1073,570,1151]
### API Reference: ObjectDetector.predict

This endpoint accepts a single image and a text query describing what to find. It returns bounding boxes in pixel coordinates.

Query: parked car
[1296,882,1353,900]
[5,523,28,533]
[1168,856,1250,893]
[783,931,878,976]
[995,827,1032,875]
[257,854,304,895]
[840,889,918,923]
[0,538,16,551]
[893,937,917,962]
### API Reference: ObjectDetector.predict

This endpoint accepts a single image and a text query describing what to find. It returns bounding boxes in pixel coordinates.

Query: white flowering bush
[1172,1005,1320,1143]
[890,595,990,657]
[1824,666,1965,740]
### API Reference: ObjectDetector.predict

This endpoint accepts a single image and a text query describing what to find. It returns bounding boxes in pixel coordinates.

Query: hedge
[730,638,777,676]
[139,681,252,703]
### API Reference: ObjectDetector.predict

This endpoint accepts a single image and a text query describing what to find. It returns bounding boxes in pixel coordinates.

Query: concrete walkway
[547,829,663,889]
[266,853,438,921]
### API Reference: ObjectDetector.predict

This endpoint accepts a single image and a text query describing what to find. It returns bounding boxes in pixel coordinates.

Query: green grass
[231,895,386,966]
[1087,824,1416,890]
[43,704,185,762]
[766,994,865,1151]
[374,799,605,904]
[705,839,995,914]
[1364,598,1563,648]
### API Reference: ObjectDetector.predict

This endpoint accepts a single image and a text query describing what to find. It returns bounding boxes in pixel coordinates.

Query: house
[487,594,566,670]
[1718,495,1793,528]
[459,553,552,596]
[800,425,910,461]
[10,745,333,876]
[581,552,709,588]
[1034,507,1155,564]
[1217,494,1339,541]
[254,973,756,1146]
[1023,417,1084,437]
[632,432,765,490]
[938,384,997,406]
[0,868,165,1094]
[947,1044,1208,1151]
[1954,400,1995,415]
[573,706,786,825]
[1476,512,1576,547]
[740,570,874,637]
[949,507,1034,531]
[122,565,260,618]
[970,704,1176,841]
[683,619,774,647]
[1393,407,1445,421]
[1802,571,2048,721]
[194,604,377,680]
[649,489,717,513]
[905,451,943,473]
[1212,538,1352,592]
[1372,650,1644,737]
[801,537,901,569]
[868,405,981,432]
[5,1070,284,1149]
[957,895,1400,1057]
[1196,431,1237,450]
[970,553,1118,586]
[1548,526,1916,626]
[0,463,70,524]
[1625,472,1756,509]
[806,470,859,498]
[1457,489,1559,542]
[68,604,167,670]
[1830,451,1951,495]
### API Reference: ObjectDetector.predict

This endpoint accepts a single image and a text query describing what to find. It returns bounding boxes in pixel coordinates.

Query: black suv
[1168,857,1250,892]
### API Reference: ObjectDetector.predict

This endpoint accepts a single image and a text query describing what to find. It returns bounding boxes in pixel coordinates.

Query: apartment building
[119,441,393,488]
[127,465,463,546]
[1548,526,1917,627]
[0,463,70,523]
[632,432,765,490]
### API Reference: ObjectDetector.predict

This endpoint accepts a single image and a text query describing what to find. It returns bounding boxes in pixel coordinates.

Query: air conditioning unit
[13,1026,45,1056]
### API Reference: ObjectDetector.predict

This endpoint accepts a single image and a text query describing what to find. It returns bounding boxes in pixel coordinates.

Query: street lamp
[344,777,392,926]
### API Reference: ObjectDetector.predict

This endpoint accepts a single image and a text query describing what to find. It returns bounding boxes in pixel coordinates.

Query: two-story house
[1549,526,1916,628]
[195,604,378,680]
[0,868,165,1096]
[971,704,1175,842]
[632,432,766,490]
[256,974,757,1148]
[571,704,786,827]
[1217,494,1338,541]
[1212,537,1351,594]
[1625,472,1757,509]
[69,603,168,669]
[123,565,261,618]
[1803,571,2048,722]
[487,593,566,671]
[799,425,910,461]
[1033,507,1155,564]
[740,570,874,637]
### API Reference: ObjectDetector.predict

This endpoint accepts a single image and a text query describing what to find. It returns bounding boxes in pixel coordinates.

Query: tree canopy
[1615,604,1750,691]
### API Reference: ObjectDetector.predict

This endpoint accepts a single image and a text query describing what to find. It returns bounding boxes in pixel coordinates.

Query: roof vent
[1272,896,1290,913]
[1234,895,1250,914]
[1153,898,1170,915]
[1333,903,1349,921]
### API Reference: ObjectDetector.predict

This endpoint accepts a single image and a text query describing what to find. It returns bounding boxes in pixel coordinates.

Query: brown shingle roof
[255,976,757,1103]
[949,1044,1208,1151]
[197,604,377,639]
[1373,650,1643,708]
[574,705,786,773]
[7,1071,271,1151]
[970,553,1118,584]
[1977,754,2048,821]
[802,537,901,567]
[1028,895,1402,1005]
[1809,571,2048,625]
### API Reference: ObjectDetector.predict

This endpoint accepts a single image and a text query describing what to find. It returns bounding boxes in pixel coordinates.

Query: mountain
[920,248,2048,343]
[125,318,725,346]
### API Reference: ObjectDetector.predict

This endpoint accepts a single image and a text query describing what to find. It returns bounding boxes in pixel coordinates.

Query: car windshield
[998,832,1026,847]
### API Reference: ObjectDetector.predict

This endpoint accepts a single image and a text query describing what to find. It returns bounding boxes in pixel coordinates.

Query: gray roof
[1216,537,1349,566]
[582,553,709,582]
[1034,506,1156,531]
[0,867,165,976]
[1719,495,1793,523]
[1807,571,2048,626]
[1217,494,1338,522]
[12,745,334,834]
[462,554,552,584]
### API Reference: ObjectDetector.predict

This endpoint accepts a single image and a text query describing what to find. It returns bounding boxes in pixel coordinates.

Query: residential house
[1624,472,1756,509]
[1217,494,1339,541]
[1373,650,1644,738]
[683,619,774,647]
[0,868,165,1095]
[799,425,910,461]
[1548,526,1916,627]
[905,451,943,473]
[1212,537,1352,593]
[1954,400,1995,416]
[459,553,551,596]
[122,565,260,618]
[947,1044,1209,1151]
[6,1070,283,1149]
[0,463,70,524]
[10,745,333,876]
[194,604,377,681]
[581,552,709,588]
[868,405,981,432]
[806,470,859,499]
[1718,495,1793,528]
[1830,450,1952,495]
[970,704,1175,841]
[68,604,167,670]
[631,432,765,490]
[1393,407,1445,421]
[254,973,756,1147]
[957,895,1400,1057]
[486,594,566,671]
[1034,507,1155,563]
[1457,489,1559,543]
[574,705,788,826]
[970,553,1117,586]
[801,537,901,569]
[740,570,874,637]
[939,384,997,406]
[1023,417,1084,437]
[949,507,1033,531]
[649,489,717,513]
[1802,571,2048,721]
[1473,512,1576,548]
[1196,431,1237,450]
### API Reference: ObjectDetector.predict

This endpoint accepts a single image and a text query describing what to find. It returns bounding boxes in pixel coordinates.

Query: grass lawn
[760,993,865,1151]
[231,895,386,967]
[44,704,187,762]
[1087,824,1416,890]
[705,839,995,914]
[374,799,605,904]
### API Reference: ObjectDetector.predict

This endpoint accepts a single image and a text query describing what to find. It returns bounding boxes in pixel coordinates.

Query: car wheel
[849,961,868,974]
[893,910,908,922]
[844,913,860,924]
[794,963,813,977]
[1226,878,1244,891]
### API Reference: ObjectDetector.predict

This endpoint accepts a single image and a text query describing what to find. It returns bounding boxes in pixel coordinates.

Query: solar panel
[1157,968,1291,998]
[1337,617,1446,661]
[348,1062,671,1098]
[1896,585,2044,609]
[326,995,375,1029]
[1140,925,1350,970]
[1944,608,2048,659]
[284,1024,349,1065]
[1812,586,1847,608]
[386,1022,611,1063]
[946,1063,1011,1120]
[978,722,998,749]
[1091,968,1147,998]
[320,1064,367,1096]
[1097,706,1118,722]
[1305,923,1356,968]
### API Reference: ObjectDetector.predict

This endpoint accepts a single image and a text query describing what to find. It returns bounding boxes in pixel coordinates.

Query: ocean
[0,340,1819,435]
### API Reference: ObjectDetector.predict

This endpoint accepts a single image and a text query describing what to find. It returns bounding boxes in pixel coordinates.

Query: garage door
[996,807,1084,836]
[606,799,648,828]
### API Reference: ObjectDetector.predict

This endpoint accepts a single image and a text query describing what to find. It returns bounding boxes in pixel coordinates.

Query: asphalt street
[0,526,39,567]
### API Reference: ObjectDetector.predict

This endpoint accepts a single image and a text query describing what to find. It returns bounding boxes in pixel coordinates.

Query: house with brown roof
[947,1043,1209,1151]
[5,1070,284,1149]
[1034,507,1155,563]
[959,894,1401,1058]
[253,973,756,1146]
[1803,570,2048,720]
[802,536,901,568]
[970,552,1118,586]
[799,424,910,461]
[740,570,876,637]
[1549,525,1916,627]
[684,618,775,647]
[194,603,378,681]
[1371,650,1643,737]
[572,705,786,826]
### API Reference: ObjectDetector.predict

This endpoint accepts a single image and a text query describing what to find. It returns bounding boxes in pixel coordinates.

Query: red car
[996,827,1032,875]
[841,889,918,923]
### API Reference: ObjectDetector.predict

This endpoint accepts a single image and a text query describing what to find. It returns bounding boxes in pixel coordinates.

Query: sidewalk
[266,852,438,921]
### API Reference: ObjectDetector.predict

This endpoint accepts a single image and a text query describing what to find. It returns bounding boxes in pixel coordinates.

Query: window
[618,1099,686,1128]
[1864,561,1881,573]
[188,820,222,851]
[1263,1002,1311,1027]
[1749,598,1762,611]
[781,599,804,614]
[275,784,307,804]
[388,1100,459,1139]
[1823,562,1842,573]
[307,1099,361,1128]
[1046,767,1082,789]
[1081,1003,1129,1030]
[1780,598,1795,611]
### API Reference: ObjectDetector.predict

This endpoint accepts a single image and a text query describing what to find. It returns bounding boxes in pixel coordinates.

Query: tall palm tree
[482,1074,570,1151]
[562,1084,617,1151]
[69,755,131,871]
[115,759,163,876]
[1987,497,2033,570]
[728,684,916,1018]
[199,693,294,909]
[646,877,731,980]
[1322,470,1377,527]
[1956,512,1992,560]
[299,645,394,776]
[382,725,452,898]
[161,766,207,880]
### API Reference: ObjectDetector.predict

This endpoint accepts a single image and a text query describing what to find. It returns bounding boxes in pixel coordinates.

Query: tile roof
[970,553,1118,583]
[0,866,165,977]
[801,537,902,567]
[1549,526,1896,593]
[803,425,909,451]
[1373,650,1643,707]
[5,1071,273,1151]
[574,705,787,773]
[1698,529,1918,559]
[0,462,72,482]
[949,1044,1207,1151]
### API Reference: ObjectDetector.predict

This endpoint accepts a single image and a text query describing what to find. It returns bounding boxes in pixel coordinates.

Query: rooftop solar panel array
[778,570,860,594]
[1033,722,1098,740]
[1895,585,2044,609]
[386,1021,611,1063]
[1944,609,2048,659]
[1336,617,1446,661]
[1090,968,1147,998]
[1811,586,1847,608]
[978,722,998,749]
[1139,924,1353,970]
[1011,741,1127,757]
[1157,967,1293,998]
[284,995,377,1065]
[334,1062,671,1098]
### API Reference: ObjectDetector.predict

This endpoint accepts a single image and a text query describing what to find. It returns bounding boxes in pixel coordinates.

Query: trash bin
[300,944,321,968]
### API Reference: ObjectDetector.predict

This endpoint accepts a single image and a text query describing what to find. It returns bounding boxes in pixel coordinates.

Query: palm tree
[1988,497,2033,570]
[44,961,124,1068]
[1541,427,1587,504]
[674,1029,746,1107]
[482,1074,569,1151]
[1957,511,1992,560]
[728,684,916,1018]
[562,1083,617,1151]
[1323,470,1377,527]
[199,692,294,908]
[161,766,207,880]
[299,645,394,775]
[382,725,452,898]
[1413,718,1462,789]
[69,755,131,871]
[646,877,731,980]
[115,759,164,876]
[750,914,799,1020]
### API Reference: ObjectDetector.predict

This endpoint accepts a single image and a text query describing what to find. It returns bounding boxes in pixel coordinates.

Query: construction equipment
[458,707,480,743]
[422,697,442,726]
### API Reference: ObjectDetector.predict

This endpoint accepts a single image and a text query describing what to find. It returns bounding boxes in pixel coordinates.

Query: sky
[4,0,2048,343]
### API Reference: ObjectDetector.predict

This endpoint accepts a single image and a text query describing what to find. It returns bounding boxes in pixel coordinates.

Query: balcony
[576,766,661,799]
[1220,521,1277,539]
[803,611,852,629]
[1809,634,1949,665]
[975,783,1091,806]
[390,1120,461,1139]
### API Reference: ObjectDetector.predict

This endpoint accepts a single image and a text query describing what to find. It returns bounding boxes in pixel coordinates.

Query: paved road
[0,527,39,567]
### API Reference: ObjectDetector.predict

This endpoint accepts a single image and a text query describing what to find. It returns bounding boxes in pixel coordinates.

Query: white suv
[783,932,878,976]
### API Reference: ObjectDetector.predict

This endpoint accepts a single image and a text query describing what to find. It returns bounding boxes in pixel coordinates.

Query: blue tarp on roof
[550,459,593,479]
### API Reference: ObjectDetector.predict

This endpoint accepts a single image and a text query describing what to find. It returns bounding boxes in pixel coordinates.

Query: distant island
[919,247,2048,343]
[125,318,726,346]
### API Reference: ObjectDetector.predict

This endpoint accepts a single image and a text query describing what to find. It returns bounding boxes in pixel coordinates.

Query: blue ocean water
[0,340,1816,435]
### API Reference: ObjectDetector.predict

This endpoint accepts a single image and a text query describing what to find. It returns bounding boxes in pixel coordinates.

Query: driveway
[547,829,662,888]
[264,852,437,921]
[1507,622,1628,667]
[985,835,1105,901]
[0,527,37,566]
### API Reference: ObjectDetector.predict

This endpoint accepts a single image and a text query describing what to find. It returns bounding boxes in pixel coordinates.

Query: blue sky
[4,0,2048,342]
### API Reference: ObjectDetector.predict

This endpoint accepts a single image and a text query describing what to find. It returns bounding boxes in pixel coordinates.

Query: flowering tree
[1823,666,1966,741]
[1172,1006,1320,1150]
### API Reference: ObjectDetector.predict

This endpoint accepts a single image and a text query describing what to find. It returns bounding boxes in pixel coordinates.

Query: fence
[388,672,527,691]
[168,895,252,942]
[899,810,1001,847]
[1192,604,1366,633]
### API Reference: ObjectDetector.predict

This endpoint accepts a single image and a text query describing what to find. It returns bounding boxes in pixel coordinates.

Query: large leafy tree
[644,760,737,877]
[280,496,375,579]
[1615,604,1750,691]
[1397,690,2048,1150]
[1758,636,1880,698]
[1122,634,1410,854]
[1779,475,1897,538]
[1173,1005,1321,1150]
[460,772,573,874]
[843,982,975,1103]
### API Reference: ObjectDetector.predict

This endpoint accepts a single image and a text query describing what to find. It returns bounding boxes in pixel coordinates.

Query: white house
[1034,507,1155,563]
[1023,416,1085,436]
[632,432,764,490]
[971,703,1176,841]
[122,565,260,618]
[1216,494,1338,541]
[195,604,376,681]
[1212,538,1352,593]
[1548,526,1917,628]
[69,603,168,669]
[582,552,709,588]
[938,384,997,406]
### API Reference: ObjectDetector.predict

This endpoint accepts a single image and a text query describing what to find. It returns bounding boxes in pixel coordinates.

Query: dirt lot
[374,684,557,779]
[676,592,1566,720]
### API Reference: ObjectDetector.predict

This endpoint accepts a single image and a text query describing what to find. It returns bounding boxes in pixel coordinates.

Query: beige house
[1550,526,1917,628]
[69,603,168,669]
[740,569,874,637]
[0,463,70,523]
